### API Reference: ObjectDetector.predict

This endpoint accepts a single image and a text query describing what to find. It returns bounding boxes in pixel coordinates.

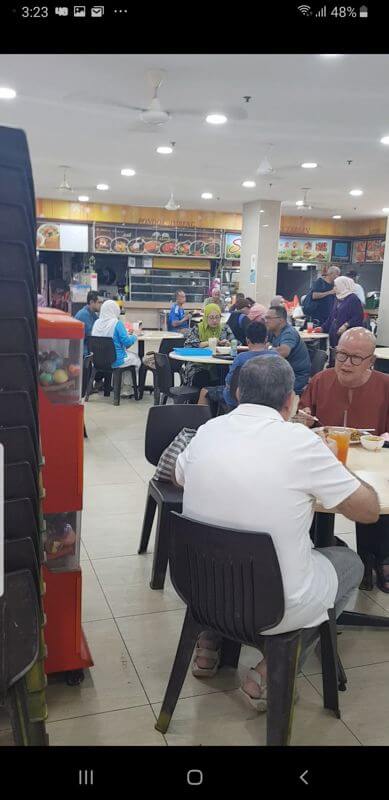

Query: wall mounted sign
[278,237,332,263]
[37,222,89,252]
[93,223,222,258]
[224,232,241,260]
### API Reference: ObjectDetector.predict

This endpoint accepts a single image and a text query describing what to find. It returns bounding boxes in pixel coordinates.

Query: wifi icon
[298,4,312,14]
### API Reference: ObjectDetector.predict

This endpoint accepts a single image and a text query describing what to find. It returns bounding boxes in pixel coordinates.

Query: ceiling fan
[256,145,275,176]
[63,69,249,132]
[164,192,180,211]
[55,166,94,195]
[295,187,326,211]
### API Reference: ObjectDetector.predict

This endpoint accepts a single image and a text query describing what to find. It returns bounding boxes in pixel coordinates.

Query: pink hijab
[247,303,267,322]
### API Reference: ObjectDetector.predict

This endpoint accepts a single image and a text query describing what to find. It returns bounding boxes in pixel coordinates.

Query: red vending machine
[38,309,93,684]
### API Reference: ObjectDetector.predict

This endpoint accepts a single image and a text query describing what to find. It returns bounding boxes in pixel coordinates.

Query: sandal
[375,559,389,594]
[192,639,221,678]
[240,668,268,712]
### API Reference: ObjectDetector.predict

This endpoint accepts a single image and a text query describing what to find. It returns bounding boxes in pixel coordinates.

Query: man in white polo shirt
[175,356,378,710]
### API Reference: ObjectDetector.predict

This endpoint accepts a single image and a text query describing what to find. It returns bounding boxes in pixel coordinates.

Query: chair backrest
[88,336,116,371]
[169,513,285,642]
[154,352,174,396]
[145,404,212,465]
[228,365,242,404]
[310,349,328,376]
[158,336,185,356]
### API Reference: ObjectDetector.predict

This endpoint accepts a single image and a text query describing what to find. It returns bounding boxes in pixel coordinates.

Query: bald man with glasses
[299,327,389,593]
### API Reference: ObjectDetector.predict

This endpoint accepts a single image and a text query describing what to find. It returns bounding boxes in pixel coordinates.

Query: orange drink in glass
[327,428,351,465]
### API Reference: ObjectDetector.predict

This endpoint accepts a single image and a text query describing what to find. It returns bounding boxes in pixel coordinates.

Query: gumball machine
[38,309,93,685]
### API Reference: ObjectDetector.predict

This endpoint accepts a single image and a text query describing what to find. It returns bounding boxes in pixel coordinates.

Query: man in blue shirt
[266,305,311,395]
[168,290,191,331]
[198,321,279,410]
[75,291,100,356]
[303,265,340,325]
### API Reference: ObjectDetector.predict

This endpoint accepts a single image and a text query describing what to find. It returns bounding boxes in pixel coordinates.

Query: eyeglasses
[334,349,375,367]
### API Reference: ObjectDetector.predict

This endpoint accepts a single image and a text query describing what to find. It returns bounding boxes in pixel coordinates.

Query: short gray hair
[238,355,294,411]
[328,265,340,277]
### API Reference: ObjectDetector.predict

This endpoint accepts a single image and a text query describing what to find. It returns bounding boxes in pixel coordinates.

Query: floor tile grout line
[46,701,156,726]
[303,656,389,678]
[302,675,363,745]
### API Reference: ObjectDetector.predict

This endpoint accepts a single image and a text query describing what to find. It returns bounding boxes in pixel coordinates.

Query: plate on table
[314,427,367,444]
[212,353,234,361]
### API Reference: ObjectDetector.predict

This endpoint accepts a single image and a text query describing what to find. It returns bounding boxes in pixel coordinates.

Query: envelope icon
[91,5,104,16]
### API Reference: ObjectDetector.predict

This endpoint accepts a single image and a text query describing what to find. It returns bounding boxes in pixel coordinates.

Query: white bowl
[216,346,231,355]
[360,435,385,451]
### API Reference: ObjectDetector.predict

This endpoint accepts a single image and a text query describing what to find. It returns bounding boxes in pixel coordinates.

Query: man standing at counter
[75,290,101,356]
[168,290,191,332]
[303,265,340,326]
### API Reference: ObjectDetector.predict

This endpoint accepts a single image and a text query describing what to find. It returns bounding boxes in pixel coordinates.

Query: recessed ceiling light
[332,214,342,219]
[260,209,265,213]
[301,162,318,169]
[206,113,227,125]
[0,87,16,99]
[201,192,213,200]
[380,136,389,145]
[296,200,304,206]
[78,195,89,202]
[262,224,269,227]
[349,189,363,196]
[121,168,136,176]
[382,208,389,213]
[242,180,256,188]
[156,146,173,155]
[96,183,109,191]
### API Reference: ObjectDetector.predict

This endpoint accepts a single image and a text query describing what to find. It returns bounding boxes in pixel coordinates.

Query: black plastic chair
[0,354,38,419]
[5,498,41,562]
[0,202,35,246]
[0,240,38,299]
[0,392,39,456]
[0,426,39,474]
[85,336,139,405]
[0,280,36,336]
[154,353,199,405]
[139,336,185,401]
[310,349,328,376]
[5,462,40,531]
[155,513,342,746]
[138,405,212,589]
[0,319,38,369]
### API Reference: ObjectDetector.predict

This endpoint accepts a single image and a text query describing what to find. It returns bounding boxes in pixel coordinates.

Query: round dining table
[314,443,389,630]
[126,329,184,360]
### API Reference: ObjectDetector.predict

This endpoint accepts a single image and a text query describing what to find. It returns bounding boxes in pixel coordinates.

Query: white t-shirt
[353,283,366,305]
[175,404,360,635]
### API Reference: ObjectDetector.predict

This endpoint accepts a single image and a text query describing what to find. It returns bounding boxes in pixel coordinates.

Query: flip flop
[192,643,221,678]
[239,667,268,712]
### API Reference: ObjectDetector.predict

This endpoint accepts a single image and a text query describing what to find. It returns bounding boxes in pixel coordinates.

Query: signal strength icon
[298,5,312,14]
[316,5,326,16]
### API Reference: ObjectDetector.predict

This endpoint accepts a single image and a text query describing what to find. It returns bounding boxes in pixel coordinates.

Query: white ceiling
[0,53,389,219]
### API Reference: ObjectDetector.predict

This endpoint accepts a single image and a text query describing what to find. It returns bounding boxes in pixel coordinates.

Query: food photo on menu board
[93,225,222,258]
[225,232,241,259]
[37,222,60,249]
[366,238,385,262]
[278,237,331,262]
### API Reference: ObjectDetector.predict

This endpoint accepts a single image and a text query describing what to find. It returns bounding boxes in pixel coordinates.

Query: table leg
[315,512,389,631]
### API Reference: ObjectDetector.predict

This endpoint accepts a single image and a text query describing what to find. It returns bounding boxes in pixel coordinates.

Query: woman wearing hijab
[322,276,364,353]
[182,303,232,388]
[240,302,268,343]
[92,300,141,396]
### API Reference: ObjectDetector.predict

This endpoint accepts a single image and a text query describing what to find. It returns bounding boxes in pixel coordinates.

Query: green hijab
[198,303,223,342]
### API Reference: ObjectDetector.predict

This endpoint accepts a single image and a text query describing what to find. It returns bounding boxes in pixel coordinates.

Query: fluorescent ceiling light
[296,200,304,206]
[380,136,389,145]
[201,192,213,199]
[260,209,265,213]
[156,146,173,154]
[242,180,256,188]
[206,113,227,125]
[301,162,318,169]
[349,189,363,196]
[96,183,109,191]
[332,214,342,219]
[78,195,89,202]
[320,54,342,57]
[121,168,136,176]
[262,224,269,227]
[0,87,16,99]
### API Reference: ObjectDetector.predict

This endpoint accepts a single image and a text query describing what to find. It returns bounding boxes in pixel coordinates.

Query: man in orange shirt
[300,327,389,592]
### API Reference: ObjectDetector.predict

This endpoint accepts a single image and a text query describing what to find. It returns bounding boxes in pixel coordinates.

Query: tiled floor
[3,393,389,745]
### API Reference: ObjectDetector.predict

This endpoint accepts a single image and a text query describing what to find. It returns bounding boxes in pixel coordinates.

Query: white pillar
[239,199,281,306]
[377,218,389,344]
